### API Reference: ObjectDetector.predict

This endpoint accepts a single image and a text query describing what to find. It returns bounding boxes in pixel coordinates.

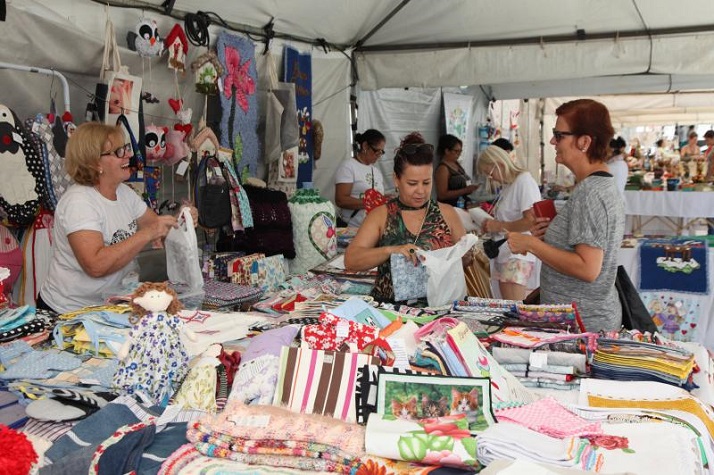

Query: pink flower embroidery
[585,434,630,450]
[223,46,255,112]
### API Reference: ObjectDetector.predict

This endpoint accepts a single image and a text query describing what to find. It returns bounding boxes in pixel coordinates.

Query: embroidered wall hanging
[639,238,708,295]
[282,46,313,186]
[287,189,336,275]
[640,291,704,342]
[216,31,259,177]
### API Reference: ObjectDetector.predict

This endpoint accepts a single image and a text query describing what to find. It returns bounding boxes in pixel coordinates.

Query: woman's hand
[148,215,179,242]
[506,232,532,256]
[464,184,480,194]
[181,205,199,227]
[530,216,551,239]
[395,243,421,265]
[482,218,502,234]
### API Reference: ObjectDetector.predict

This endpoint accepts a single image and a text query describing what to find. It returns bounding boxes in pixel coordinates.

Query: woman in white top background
[477,145,541,301]
[607,136,628,196]
[334,129,387,227]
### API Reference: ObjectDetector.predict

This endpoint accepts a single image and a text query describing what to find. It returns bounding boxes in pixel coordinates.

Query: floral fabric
[301,311,379,351]
[372,199,454,303]
[112,312,190,405]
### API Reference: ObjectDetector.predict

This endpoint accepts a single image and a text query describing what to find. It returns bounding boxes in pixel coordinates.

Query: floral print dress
[371,199,454,303]
[112,312,190,405]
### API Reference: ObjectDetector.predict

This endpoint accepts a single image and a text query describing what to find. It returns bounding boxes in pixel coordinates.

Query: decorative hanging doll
[164,24,189,73]
[112,282,196,406]
[144,124,168,165]
[126,17,164,58]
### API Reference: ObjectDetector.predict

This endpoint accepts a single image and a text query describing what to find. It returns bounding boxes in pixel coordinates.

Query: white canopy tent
[3,0,714,199]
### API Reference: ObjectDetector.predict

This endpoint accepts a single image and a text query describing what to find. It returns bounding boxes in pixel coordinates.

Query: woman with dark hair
[334,129,387,227]
[607,136,628,196]
[507,99,625,332]
[434,134,478,206]
[344,132,466,303]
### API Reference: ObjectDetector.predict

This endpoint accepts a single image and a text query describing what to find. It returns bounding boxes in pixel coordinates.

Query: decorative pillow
[287,189,337,275]
[390,253,427,302]
[241,324,299,364]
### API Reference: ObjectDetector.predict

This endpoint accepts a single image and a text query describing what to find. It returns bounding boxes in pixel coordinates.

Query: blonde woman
[477,145,541,301]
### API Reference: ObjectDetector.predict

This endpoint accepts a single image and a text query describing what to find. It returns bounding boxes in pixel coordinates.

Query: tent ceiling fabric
[95,0,714,94]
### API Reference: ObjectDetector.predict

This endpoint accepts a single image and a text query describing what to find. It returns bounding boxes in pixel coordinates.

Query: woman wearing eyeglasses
[477,145,541,301]
[507,99,625,332]
[344,132,466,303]
[38,123,183,313]
[435,134,479,206]
[334,129,388,227]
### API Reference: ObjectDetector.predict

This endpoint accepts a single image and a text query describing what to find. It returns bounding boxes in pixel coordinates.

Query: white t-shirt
[334,158,385,227]
[491,172,541,264]
[41,184,147,313]
[607,155,628,197]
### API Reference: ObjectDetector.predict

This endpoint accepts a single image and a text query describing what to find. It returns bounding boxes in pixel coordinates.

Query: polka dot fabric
[0,105,45,226]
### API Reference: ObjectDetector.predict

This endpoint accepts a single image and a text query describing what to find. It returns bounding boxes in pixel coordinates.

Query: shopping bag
[165,208,203,291]
[390,253,427,301]
[418,234,478,307]
[363,188,386,213]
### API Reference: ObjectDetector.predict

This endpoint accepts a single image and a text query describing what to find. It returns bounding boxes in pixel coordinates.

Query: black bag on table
[615,265,658,333]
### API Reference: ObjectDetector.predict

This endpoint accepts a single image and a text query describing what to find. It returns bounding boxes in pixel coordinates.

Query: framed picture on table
[376,371,496,433]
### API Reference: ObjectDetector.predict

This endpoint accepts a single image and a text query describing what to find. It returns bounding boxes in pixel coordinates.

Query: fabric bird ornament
[144,124,168,165]
[127,17,164,57]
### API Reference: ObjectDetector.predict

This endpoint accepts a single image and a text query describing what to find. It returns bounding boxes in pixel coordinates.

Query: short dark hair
[394,132,434,177]
[436,134,462,156]
[555,99,614,163]
[491,138,514,152]
[705,130,714,139]
[353,129,385,153]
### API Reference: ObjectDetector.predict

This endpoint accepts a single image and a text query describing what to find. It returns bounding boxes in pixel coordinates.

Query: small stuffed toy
[126,17,164,58]
[164,128,190,166]
[144,124,168,165]
[112,282,196,406]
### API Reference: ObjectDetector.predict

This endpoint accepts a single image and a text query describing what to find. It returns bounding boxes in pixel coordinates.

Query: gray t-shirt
[540,174,625,332]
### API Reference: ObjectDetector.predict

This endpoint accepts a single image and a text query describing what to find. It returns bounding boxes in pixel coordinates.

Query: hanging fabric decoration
[190,51,224,95]
[282,46,313,187]
[216,31,258,177]
[27,113,73,208]
[262,50,299,196]
[164,23,189,73]
[287,188,337,275]
[127,17,164,57]
[144,124,168,166]
[0,104,45,226]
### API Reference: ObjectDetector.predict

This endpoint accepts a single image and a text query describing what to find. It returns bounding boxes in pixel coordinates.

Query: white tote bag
[418,234,478,307]
[165,208,204,291]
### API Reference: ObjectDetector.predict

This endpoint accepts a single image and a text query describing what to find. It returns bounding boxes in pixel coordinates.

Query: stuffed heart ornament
[174,123,192,136]
[176,108,192,124]
[168,98,183,113]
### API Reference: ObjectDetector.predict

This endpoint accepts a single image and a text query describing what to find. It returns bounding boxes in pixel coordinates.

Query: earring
[581,148,587,153]
[99,169,103,175]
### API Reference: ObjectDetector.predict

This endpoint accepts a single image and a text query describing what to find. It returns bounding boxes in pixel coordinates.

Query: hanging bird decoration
[127,17,164,57]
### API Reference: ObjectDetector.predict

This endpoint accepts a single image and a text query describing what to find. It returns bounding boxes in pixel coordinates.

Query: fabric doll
[112,282,196,406]
[164,128,190,166]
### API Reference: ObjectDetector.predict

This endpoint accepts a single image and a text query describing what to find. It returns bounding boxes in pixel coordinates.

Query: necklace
[402,201,429,244]
[396,199,429,211]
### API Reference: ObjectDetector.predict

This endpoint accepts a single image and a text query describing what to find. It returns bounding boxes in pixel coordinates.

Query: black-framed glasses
[451,147,463,154]
[552,129,576,142]
[398,143,435,155]
[369,145,385,157]
[101,143,133,158]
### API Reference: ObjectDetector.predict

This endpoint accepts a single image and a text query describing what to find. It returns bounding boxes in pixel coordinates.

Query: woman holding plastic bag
[344,132,471,304]
[38,123,197,314]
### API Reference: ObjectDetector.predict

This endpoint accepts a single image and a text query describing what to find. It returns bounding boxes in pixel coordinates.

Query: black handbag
[199,183,232,228]
[615,265,658,333]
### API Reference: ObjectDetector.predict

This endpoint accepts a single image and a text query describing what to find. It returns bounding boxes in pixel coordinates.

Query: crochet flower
[223,46,255,112]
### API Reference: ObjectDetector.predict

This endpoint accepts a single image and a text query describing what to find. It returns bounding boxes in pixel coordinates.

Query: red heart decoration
[682,330,688,335]
[168,98,183,114]
[691,323,697,328]
[174,123,192,136]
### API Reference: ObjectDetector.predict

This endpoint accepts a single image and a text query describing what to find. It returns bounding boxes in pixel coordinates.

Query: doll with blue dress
[112,282,196,405]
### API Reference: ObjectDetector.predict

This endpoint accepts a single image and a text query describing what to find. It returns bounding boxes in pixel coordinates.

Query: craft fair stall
[624,191,714,236]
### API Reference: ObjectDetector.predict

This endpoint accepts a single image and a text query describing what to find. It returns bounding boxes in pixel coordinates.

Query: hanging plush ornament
[164,23,189,73]
[144,124,168,165]
[190,51,224,95]
[127,17,164,58]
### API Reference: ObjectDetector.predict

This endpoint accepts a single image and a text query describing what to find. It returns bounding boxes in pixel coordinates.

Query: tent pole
[0,61,71,114]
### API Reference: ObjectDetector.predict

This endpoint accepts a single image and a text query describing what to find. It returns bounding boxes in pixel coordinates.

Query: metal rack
[0,61,71,114]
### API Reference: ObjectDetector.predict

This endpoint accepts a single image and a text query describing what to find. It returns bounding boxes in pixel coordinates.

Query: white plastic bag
[165,208,204,291]
[418,234,478,307]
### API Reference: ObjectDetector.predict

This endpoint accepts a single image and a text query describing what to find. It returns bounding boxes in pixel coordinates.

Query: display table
[624,190,714,235]
[618,243,714,351]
